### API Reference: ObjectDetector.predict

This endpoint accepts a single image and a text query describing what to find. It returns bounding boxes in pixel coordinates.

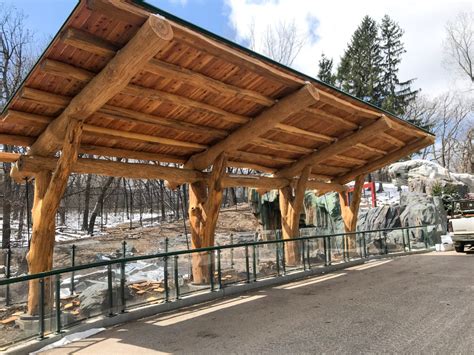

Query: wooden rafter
[4,110,207,150]
[85,0,304,88]
[304,107,359,130]
[29,14,174,156]
[276,116,393,178]
[185,84,319,170]
[335,137,434,184]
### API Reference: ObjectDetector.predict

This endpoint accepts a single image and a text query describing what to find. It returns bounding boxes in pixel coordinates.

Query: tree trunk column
[338,175,365,256]
[188,154,227,284]
[279,166,311,266]
[27,171,53,314]
[25,120,83,315]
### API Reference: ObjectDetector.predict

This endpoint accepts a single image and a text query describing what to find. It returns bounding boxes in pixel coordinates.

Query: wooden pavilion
[0,0,434,314]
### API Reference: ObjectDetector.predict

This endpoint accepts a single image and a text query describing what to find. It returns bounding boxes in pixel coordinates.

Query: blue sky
[5,0,235,46]
[3,0,472,96]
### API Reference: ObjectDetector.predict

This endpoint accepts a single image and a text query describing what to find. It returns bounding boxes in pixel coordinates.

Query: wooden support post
[338,175,365,257]
[26,121,83,315]
[279,166,311,266]
[188,154,227,284]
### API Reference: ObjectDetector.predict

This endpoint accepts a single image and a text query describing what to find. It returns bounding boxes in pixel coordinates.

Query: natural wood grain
[186,84,319,170]
[30,15,174,156]
[276,116,392,178]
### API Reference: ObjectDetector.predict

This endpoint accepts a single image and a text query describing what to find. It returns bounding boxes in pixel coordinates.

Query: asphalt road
[44,251,473,354]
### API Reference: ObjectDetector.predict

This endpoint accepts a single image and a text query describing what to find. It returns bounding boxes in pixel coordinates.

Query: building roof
[0,0,434,185]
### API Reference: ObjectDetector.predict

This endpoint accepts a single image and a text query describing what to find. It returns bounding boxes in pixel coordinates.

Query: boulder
[388,159,473,194]
[399,192,447,244]
[78,280,132,317]
[357,205,401,232]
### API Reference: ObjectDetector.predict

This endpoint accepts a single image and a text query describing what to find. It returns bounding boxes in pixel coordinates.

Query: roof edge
[131,0,434,138]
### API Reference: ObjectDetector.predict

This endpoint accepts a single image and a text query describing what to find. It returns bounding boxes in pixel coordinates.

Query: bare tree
[0,5,35,248]
[403,95,438,159]
[248,18,305,66]
[443,10,473,84]
[430,92,473,171]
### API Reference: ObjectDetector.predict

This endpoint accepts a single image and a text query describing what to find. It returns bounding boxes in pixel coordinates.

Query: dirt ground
[53,203,260,268]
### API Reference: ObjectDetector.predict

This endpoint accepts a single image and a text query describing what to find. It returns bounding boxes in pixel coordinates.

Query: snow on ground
[346,182,408,210]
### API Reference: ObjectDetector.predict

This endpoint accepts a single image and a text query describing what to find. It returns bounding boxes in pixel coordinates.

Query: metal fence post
[38,278,45,339]
[217,249,222,289]
[209,251,214,291]
[122,240,127,258]
[245,246,250,283]
[70,244,76,295]
[362,232,367,258]
[302,239,306,271]
[306,239,311,269]
[328,237,333,265]
[402,228,407,251]
[252,244,257,281]
[120,260,126,313]
[423,226,429,249]
[406,228,411,251]
[323,237,328,266]
[174,255,180,299]
[275,242,280,276]
[164,256,169,302]
[5,245,11,306]
[55,274,62,334]
[107,264,114,316]
[230,233,234,269]
[281,241,286,275]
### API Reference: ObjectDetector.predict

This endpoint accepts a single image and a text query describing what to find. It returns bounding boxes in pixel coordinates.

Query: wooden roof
[0,0,434,185]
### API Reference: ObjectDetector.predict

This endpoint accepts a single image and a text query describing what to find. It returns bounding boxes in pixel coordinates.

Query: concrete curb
[5,249,433,354]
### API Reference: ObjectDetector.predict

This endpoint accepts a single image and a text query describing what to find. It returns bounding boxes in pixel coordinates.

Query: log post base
[279,166,312,266]
[188,154,227,284]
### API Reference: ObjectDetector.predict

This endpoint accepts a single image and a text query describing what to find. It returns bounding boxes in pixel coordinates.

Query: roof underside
[0,0,434,184]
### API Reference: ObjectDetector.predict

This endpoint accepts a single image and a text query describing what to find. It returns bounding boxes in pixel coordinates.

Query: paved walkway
[44,251,474,354]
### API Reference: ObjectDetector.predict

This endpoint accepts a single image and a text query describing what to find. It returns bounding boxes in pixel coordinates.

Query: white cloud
[225,0,473,97]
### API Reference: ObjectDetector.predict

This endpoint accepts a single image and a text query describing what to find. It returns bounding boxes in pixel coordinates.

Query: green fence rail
[0,225,437,348]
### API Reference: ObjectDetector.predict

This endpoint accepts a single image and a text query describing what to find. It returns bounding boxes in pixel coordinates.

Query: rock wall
[388,159,474,194]
[357,191,447,246]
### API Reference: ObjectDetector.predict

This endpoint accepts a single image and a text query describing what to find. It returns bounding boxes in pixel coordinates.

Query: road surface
[44,251,474,354]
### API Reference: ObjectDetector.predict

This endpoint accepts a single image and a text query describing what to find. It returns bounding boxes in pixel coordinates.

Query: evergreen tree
[317,53,336,85]
[379,15,418,117]
[336,16,383,106]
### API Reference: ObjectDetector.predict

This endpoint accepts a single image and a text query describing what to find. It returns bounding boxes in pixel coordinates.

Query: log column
[188,154,227,284]
[26,121,83,315]
[338,175,365,256]
[279,165,311,266]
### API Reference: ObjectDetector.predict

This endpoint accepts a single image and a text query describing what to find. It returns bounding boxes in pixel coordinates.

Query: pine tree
[379,15,418,117]
[336,16,383,106]
[317,53,336,85]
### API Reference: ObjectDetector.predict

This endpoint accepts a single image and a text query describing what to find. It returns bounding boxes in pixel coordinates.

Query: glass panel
[255,243,278,280]
[329,235,344,263]
[385,229,405,254]
[124,257,166,310]
[306,237,326,267]
[0,279,40,348]
[221,246,247,286]
[408,227,425,250]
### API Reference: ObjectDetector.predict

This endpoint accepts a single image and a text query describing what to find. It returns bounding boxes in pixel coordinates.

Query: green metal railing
[0,225,436,347]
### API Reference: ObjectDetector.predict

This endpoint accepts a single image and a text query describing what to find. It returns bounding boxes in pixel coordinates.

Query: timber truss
[0,0,434,314]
